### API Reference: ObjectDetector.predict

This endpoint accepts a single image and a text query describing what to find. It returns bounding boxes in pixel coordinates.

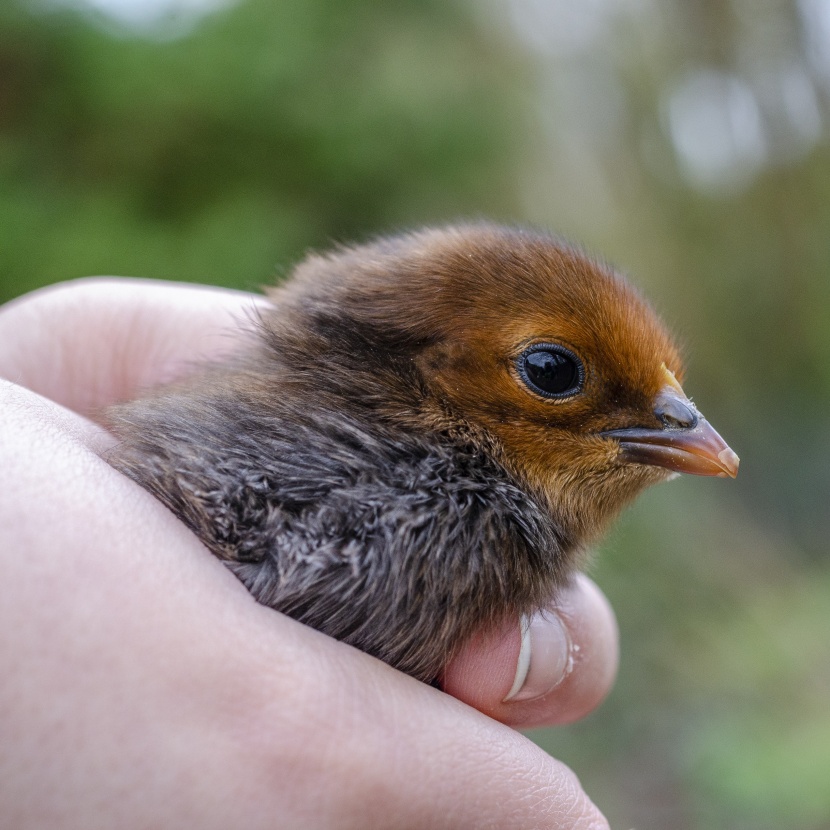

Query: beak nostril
[658,411,694,429]
[654,391,698,430]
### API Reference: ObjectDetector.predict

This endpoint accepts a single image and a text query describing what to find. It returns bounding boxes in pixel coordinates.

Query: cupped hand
[0,278,618,829]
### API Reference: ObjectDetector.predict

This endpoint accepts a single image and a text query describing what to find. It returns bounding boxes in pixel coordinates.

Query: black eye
[517,343,584,399]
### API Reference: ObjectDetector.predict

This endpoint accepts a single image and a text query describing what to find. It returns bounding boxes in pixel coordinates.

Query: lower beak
[602,387,739,479]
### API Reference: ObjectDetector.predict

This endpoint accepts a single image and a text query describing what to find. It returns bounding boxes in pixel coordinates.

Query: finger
[440,575,619,730]
[0,381,609,830]
[0,277,264,417]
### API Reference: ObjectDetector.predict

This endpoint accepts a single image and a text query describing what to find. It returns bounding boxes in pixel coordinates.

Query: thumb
[440,575,619,730]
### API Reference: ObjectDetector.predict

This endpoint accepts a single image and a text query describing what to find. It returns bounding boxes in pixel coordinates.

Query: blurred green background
[1,0,828,827]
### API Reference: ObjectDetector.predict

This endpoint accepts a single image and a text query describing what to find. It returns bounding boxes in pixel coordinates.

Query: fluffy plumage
[107,223,737,683]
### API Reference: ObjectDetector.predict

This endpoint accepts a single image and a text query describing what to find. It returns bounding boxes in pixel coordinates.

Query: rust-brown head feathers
[107,223,738,682]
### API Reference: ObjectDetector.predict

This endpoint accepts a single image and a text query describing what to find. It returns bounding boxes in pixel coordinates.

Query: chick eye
[517,343,584,399]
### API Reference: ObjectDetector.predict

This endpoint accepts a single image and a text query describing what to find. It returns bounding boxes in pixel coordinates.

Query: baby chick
[107,224,738,683]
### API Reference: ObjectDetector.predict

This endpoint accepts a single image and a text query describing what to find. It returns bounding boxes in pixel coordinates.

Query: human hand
[0,279,618,829]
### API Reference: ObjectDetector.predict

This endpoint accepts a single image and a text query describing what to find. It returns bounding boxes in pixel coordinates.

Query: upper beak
[602,383,739,479]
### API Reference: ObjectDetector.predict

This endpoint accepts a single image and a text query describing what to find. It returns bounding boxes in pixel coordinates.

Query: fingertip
[439,616,523,715]
[441,575,619,729]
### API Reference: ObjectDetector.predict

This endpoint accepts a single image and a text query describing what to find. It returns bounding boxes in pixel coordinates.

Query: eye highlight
[517,343,584,399]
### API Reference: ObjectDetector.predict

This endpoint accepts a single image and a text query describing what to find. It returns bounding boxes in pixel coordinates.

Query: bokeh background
[2,1,828,827]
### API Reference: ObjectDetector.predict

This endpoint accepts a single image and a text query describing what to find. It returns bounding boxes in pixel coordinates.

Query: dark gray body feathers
[109,386,566,682]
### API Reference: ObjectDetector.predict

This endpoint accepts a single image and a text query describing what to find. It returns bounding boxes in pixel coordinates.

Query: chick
[107,224,738,683]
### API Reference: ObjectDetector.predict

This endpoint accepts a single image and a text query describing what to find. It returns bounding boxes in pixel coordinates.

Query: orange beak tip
[717,447,740,478]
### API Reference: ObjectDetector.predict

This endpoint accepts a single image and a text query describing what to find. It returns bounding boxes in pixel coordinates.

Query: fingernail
[502,609,573,703]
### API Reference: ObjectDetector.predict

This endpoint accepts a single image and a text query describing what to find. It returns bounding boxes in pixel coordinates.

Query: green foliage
[0,0,525,297]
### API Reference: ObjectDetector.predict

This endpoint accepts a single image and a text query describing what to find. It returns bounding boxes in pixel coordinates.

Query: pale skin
[0,279,618,829]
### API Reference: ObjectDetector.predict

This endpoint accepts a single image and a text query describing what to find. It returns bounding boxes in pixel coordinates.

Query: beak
[602,384,739,479]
